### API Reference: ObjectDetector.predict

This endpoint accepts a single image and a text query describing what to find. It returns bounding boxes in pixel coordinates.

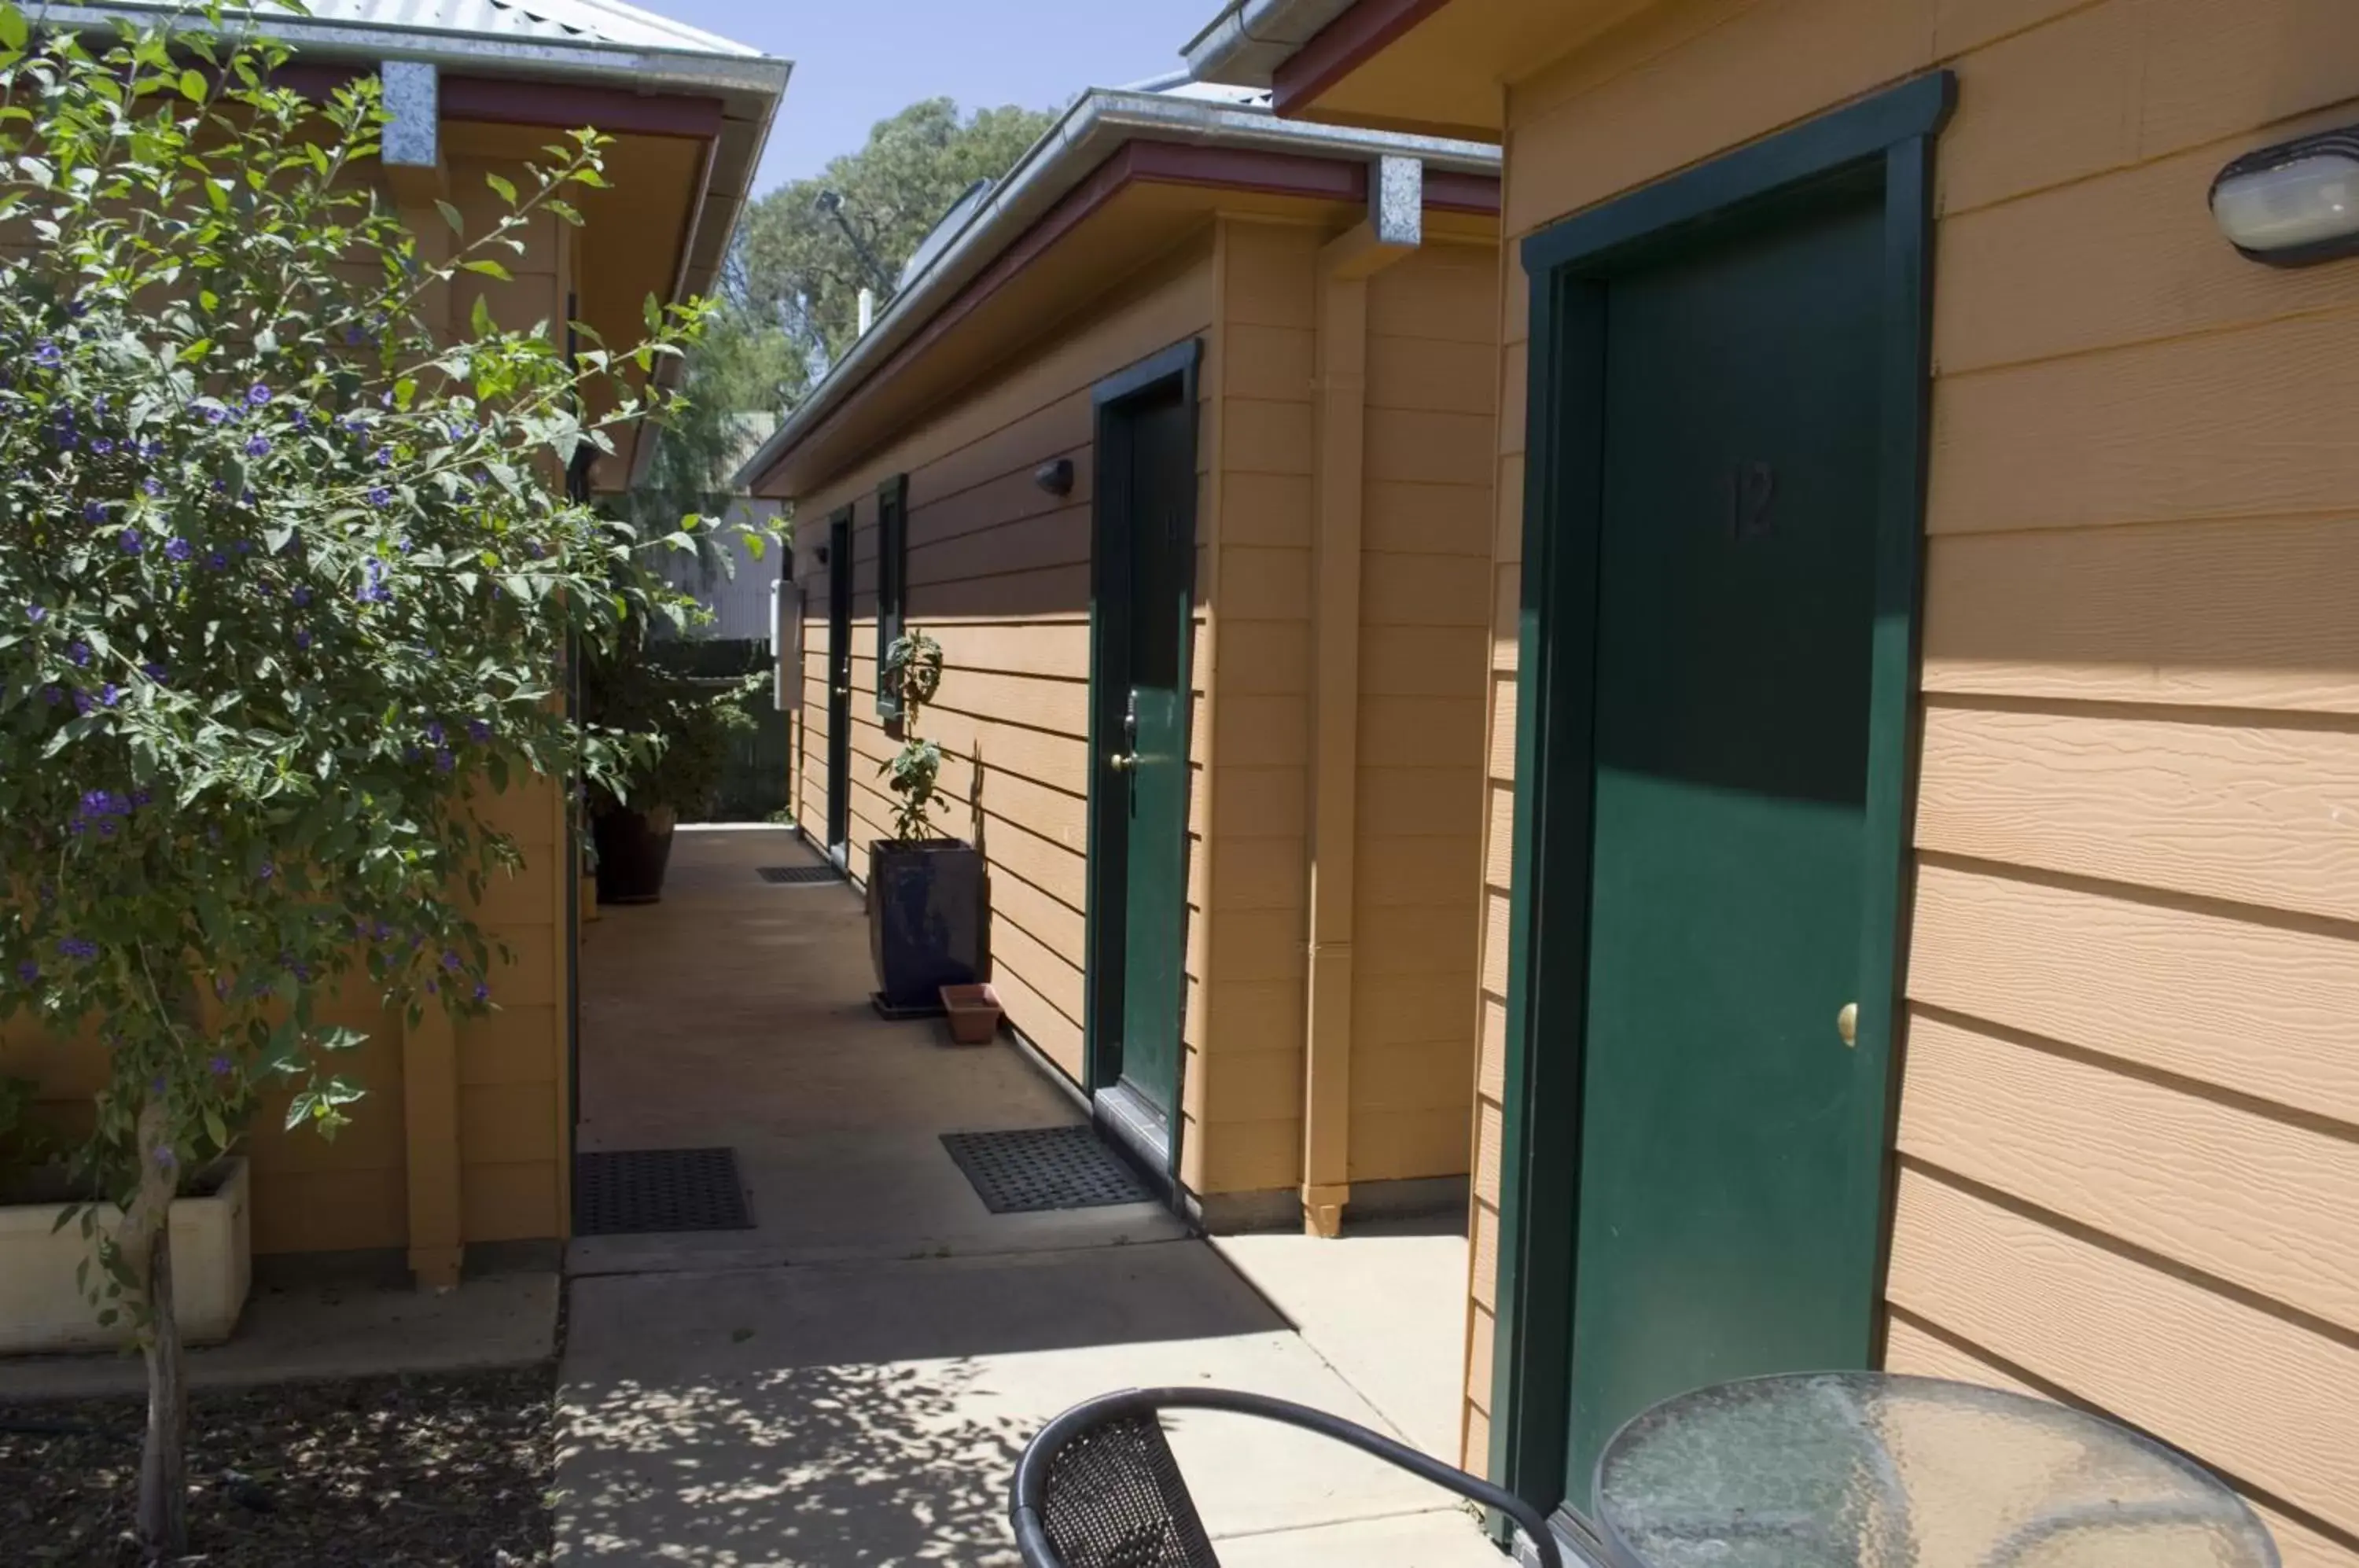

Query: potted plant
[583,636,756,904]
[870,629,986,1016]
[0,1079,251,1355]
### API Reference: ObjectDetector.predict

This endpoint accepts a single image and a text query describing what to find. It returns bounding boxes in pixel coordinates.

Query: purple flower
[144,478,166,499]
[100,683,120,706]
[291,585,312,607]
[117,528,142,554]
[91,437,113,455]
[164,536,191,561]
[441,950,462,972]
[294,630,312,650]
[466,719,491,743]
[473,981,490,1003]
[425,720,445,745]
[290,407,311,430]
[235,540,252,554]
[39,684,61,706]
[66,640,90,666]
[82,500,108,523]
[72,690,93,715]
[153,1147,175,1170]
[337,413,366,435]
[57,937,98,959]
[246,382,270,407]
[129,789,152,808]
[208,1054,233,1076]
[202,404,229,425]
[142,661,167,682]
[33,340,60,367]
[374,446,392,468]
[26,605,45,623]
[15,960,37,984]
[140,439,162,459]
[356,558,392,604]
[256,862,274,882]
[244,434,270,458]
[366,486,392,508]
[207,551,229,571]
[434,748,455,773]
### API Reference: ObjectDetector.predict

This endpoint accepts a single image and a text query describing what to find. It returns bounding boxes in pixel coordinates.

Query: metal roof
[58,0,765,58]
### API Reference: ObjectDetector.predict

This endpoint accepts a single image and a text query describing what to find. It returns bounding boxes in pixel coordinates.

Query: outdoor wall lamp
[2210,127,2359,265]
[1033,458,1074,496]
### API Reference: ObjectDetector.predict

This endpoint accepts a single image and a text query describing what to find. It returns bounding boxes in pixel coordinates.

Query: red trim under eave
[439,77,723,140]
[1272,0,1456,119]
[259,62,723,139]
[767,138,1501,489]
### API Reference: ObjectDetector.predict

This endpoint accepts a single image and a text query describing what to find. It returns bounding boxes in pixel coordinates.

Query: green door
[824,508,853,866]
[1562,192,1888,1500]
[1110,381,1193,1130]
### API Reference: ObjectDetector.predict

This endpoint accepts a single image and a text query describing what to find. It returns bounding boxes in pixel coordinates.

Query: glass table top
[1594,1372,2280,1568]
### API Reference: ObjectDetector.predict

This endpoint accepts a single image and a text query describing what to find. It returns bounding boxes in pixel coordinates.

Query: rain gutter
[733,88,1497,495]
[1181,0,1359,87]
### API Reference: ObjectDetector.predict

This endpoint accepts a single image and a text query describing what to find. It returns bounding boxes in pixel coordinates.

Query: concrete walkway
[561,826,1503,1566]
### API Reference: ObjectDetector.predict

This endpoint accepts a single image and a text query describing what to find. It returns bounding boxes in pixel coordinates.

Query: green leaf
[178,68,204,103]
[434,198,462,234]
[461,258,511,282]
[0,5,24,51]
[203,1107,228,1149]
[484,171,517,206]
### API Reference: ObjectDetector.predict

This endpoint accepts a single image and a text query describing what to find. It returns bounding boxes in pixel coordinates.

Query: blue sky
[646,0,1222,193]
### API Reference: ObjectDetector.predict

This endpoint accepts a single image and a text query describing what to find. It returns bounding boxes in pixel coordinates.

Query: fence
[652,639,790,823]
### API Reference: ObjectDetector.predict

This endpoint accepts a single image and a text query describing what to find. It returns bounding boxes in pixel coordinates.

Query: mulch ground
[0,1365,556,1566]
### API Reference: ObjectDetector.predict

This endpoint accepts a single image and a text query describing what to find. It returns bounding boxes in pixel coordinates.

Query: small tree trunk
[126,1103,189,1559]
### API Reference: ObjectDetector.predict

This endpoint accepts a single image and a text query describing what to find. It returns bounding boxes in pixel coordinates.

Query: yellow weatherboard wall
[4,148,579,1268]
[1435,1,2359,1561]
[787,192,1501,1222]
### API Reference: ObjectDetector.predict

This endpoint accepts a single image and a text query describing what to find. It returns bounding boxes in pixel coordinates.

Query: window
[874,473,908,720]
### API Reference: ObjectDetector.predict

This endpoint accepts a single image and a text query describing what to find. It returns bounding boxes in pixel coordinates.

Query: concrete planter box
[0,1157,251,1354]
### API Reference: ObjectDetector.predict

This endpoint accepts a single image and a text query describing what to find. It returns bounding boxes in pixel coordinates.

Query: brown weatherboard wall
[2,154,575,1259]
[1460,2,2359,1562]
[791,216,1496,1209]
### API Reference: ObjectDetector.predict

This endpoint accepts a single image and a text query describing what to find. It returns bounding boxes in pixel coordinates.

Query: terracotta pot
[940,983,1003,1045]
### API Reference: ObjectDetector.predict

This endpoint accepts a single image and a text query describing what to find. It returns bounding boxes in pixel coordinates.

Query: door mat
[940,1126,1153,1214]
[756,864,840,885]
[572,1148,753,1236]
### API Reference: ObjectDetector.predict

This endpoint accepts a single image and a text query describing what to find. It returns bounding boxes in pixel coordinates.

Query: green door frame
[1486,72,1954,1528]
[1082,337,1202,1183]
[824,505,855,869]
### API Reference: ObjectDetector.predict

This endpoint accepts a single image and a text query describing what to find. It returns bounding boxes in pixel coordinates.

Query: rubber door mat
[940,1126,1153,1214]
[756,864,840,885]
[573,1147,753,1235]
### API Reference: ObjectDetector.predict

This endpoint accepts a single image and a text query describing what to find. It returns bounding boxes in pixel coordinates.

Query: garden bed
[0,1364,555,1565]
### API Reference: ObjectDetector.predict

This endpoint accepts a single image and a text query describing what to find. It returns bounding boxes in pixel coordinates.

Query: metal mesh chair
[1010,1387,1566,1568]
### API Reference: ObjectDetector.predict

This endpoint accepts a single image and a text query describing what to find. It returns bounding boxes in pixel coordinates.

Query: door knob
[1837,1001,1859,1047]
[834,685,851,698]
[1109,752,1139,773]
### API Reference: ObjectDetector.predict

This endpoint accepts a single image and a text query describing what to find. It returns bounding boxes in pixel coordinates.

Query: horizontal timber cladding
[791,243,1217,1089]
[1457,0,2359,1555]
[785,214,1500,1216]
[0,154,577,1259]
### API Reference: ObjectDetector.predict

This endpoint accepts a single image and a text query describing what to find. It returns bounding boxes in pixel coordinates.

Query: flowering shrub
[0,2,719,1547]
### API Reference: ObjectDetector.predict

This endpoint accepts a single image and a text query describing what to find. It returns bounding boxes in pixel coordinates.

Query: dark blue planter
[867,838,984,1014]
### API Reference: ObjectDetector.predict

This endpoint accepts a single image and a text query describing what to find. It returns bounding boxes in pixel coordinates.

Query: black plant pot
[593,805,678,905]
[867,837,984,1015]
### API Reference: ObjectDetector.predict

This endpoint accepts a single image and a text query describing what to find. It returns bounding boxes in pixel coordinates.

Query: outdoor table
[1593,1371,2280,1568]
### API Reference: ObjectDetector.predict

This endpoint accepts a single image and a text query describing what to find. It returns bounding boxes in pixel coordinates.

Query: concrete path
[560,827,1503,1566]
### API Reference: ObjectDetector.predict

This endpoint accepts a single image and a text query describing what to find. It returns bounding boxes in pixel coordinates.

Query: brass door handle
[1109,752,1139,773]
[1837,1001,1859,1047]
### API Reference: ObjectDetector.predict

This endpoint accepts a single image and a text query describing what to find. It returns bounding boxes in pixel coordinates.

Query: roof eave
[733,88,1499,496]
